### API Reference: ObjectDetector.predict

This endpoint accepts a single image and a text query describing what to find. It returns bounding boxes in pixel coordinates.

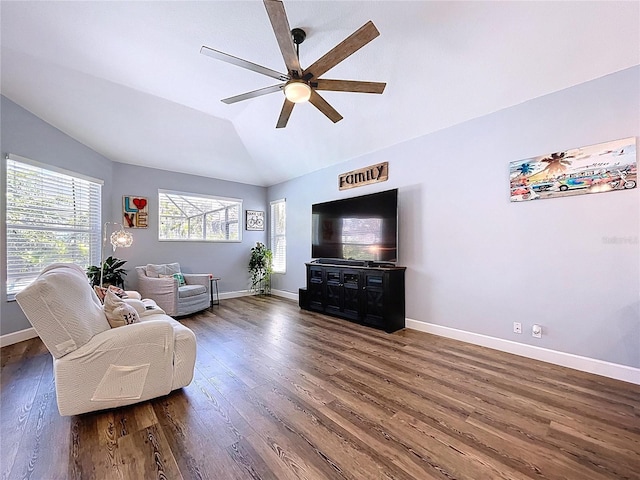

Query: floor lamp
[100,222,133,287]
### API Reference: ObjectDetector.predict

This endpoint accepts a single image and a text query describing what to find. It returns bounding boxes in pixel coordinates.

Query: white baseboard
[219,290,298,301]
[219,289,299,302]
[272,289,299,301]
[219,290,252,300]
[406,318,640,386]
[1,327,38,347]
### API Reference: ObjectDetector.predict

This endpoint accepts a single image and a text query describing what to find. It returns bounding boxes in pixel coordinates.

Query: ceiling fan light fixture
[283,80,312,103]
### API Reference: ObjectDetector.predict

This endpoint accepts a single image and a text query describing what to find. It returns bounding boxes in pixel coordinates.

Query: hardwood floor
[2,295,639,479]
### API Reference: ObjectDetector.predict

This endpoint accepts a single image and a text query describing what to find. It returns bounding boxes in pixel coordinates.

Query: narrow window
[270,199,286,273]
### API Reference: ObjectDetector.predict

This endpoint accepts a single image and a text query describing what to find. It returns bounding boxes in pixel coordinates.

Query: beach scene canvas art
[510,137,637,202]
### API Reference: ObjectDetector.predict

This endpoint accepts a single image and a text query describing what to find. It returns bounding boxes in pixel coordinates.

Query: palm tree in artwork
[539,152,572,179]
[512,162,535,187]
[518,163,534,176]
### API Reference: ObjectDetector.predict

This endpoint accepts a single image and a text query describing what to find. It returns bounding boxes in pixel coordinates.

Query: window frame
[158,189,243,243]
[270,198,286,274]
[5,153,103,299]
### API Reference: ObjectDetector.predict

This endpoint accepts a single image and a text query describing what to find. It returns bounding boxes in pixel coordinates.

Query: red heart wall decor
[133,198,147,210]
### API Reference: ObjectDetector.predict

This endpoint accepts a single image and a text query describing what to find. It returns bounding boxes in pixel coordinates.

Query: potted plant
[248,242,273,295]
[86,256,128,287]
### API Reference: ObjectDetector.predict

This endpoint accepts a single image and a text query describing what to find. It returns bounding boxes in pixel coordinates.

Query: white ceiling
[1,1,638,187]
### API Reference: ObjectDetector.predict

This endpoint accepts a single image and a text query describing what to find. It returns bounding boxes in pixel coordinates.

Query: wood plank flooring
[1,295,639,479]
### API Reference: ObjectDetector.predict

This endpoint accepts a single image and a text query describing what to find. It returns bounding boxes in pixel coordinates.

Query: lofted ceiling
[1,1,638,187]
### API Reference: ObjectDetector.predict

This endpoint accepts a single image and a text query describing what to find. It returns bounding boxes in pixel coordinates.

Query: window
[5,154,102,297]
[270,199,286,273]
[159,190,242,242]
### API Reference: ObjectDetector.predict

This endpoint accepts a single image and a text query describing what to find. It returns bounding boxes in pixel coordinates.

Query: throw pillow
[103,290,140,328]
[93,285,108,303]
[108,285,129,298]
[173,272,186,286]
[93,285,129,304]
[146,263,181,278]
[146,264,163,278]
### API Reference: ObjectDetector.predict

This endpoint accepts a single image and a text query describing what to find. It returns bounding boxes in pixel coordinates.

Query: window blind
[270,199,286,273]
[5,155,102,297]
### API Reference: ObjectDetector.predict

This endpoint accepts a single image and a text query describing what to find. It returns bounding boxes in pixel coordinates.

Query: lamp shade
[110,228,133,250]
[283,81,312,103]
[100,222,133,287]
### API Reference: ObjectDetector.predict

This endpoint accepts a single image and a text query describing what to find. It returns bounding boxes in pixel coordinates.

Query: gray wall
[110,162,267,294]
[268,66,640,368]
[1,96,267,335]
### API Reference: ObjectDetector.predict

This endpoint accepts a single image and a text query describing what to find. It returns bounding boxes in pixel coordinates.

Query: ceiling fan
[200,0,386,128]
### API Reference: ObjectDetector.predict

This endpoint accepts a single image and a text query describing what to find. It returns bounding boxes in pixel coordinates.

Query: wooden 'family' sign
[338,162,388,190]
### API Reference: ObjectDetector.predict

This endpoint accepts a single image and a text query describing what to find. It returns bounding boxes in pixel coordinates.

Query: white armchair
[135,263,210,317]
[15,263,196,416]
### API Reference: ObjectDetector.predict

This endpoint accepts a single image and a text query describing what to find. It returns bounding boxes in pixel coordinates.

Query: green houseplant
[248,242,273,295]
[86,256,128,287]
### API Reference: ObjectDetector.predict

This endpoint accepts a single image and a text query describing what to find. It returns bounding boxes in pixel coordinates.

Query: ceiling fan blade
[276,99,295,128]
[304,21,380,80]
[200,46,289,82]
[222,84,285,104]
[263,0,303,77]
[314,79,386,94]
[309,90,343,123]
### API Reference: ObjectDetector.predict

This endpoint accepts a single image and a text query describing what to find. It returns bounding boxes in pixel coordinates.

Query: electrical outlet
[513,322,522,334]
[532,324,542,338]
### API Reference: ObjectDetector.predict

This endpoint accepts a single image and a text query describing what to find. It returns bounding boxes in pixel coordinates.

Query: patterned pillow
[103,290,140,328]
[94,285,128,304]
[108,285,128,298]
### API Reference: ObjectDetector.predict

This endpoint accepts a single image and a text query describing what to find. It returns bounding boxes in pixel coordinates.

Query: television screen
[311,189,398,262]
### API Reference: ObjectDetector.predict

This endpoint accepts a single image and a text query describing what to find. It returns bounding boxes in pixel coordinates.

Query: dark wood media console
[300,262,406,333]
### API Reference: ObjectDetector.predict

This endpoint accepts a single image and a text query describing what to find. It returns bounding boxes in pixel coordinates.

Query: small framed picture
[246,210,265,231]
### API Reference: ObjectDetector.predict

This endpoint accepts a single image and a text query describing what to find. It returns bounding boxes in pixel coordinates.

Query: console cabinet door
[325,269,342,314]
[341,271,360,320]
[362,273,385,328]
[308,266,324,311]
[325,269,360,320]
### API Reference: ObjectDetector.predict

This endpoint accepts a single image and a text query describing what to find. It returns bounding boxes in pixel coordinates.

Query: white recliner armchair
[16,263,196,416]
[135,263,210,317]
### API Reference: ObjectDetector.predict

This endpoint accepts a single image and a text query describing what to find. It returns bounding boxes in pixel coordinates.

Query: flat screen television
[311,188,398,263]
